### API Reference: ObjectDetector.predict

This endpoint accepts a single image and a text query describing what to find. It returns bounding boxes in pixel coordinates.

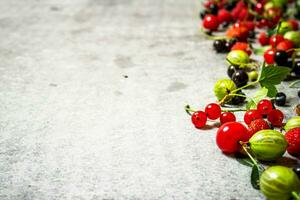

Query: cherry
[258,32,269,46]
[264,48,276,64]
[244,110,262,125]
[191,111,207,128]
[203,14,219,31]
[267,109,284,127]
[216,122,249,153]
[205,103,221,120]
[220,112,236,124]
[269,34,284,48]
[257,99,273,115]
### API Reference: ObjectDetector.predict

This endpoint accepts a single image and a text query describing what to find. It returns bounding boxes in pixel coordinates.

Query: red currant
[244,109,262,125]
[203,14,219,31]
[258,32,269,46]
[257,99,273,115]
[216,122,249,153]
[220,112,236,124]
[191,111,207,128]
[217,9,232,24]
[264,48,276,64]
[267,109,284,127]
[269,34,284,48]
[205,103,221,120]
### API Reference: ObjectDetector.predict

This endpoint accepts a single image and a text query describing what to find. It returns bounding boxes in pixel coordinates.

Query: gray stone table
[0,0,299,199]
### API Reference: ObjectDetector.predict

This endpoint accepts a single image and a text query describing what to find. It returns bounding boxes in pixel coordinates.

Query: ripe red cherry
[220,112,236,124]
[205,103,221,120]
[191,111,207,128]
[216,122,249,153]
[267,109,284,127]
[264,48,276,64]
[244,109,262,125]
[269,34,284,48]
[203,14,219,31]
[257,99,273,115]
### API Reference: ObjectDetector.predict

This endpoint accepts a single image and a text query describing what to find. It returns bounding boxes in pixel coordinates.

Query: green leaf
[236,157,254,167]
[251,165,260,189]
[258,66,291,97]
[246,87,268,110]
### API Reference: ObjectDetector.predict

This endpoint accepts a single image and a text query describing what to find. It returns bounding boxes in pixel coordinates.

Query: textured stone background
[0,0,299,199]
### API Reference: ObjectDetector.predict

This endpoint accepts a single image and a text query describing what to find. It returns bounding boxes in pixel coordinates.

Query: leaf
[236,157,254,167]
[246,87,268,110]
[258,66,291,97]
[251,165,260,189]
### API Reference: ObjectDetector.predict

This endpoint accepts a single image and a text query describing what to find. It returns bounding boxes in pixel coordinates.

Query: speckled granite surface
[0,0,299,200]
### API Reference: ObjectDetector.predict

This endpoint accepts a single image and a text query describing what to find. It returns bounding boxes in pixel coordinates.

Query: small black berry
[232,70,248,87]
[274,92,286,106]
[227,65,237,78]
[274,50,288,66]
[213,39,226,53]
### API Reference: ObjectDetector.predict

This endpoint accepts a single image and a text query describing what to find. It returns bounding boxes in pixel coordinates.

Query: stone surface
[0,0,299,200]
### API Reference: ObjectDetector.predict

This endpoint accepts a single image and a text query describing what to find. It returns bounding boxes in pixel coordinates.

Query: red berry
[258,32,269,46]
[277,40,294,56]
[267,109,284,127]
[205,103,221,120]
[216,122,249,153]
[203,14,219,31]
[257,99,273,115]
[285,127,300,157]
[220,112,236,124]
[288,19,299,30]
[255,2,264,14]
[231,42,252,55]
[248,119,270,137]
[191,111,207,128]
[217,9,232,24]
[269,34,284,48]
[244,109,262,125]
[264,48,276,64]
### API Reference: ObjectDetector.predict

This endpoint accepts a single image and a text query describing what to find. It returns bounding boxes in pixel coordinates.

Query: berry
[213,39,226,53]
[226,50,249,67]
[288,19,299,30]
[257,99,273,115]
[227,65,237,78]
[216,122,249,153]
[231,91,246,105]
[224,39,237,52]
[217,9,232,24]
[209,4,218,15]
[275,92,286,106]
[285,127,300,157]
[298,90,300,98]
[274,50,288,66]
[248,119,270,136]
[214,79,237,101]
[205,103,221,120]
[264,48,276,64]
[293,165,300,178]
[191,111,207,128]
[276,39,294,52]
[258,32,269,46]
[203,14,219,31]
[248,71,258,82]
[267,109,284,127]
[293,61,300,75]
[220,112,236,124]
[269,34,285,48]
[231,69,248,87]
[244,110,263,125]
[231,42,251,55]
[284,31,300,47]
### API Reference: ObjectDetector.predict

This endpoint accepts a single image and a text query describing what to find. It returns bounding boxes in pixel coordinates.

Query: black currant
[274,92,286,106]
[274,50,288,66]
[293,164,300,178]
[293,61,300,75]
[227,65,238,78]
[232,70,249,87]
[285,60,293,68]
[231,91,246,105]
[224,1,236,11]
[225,39,237,52]
[213,39,226,53]
[209,4,218,15]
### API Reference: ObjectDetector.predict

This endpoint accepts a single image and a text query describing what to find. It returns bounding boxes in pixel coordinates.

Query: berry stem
[292,191,300,200]
[200,28,228,40]
[185,105,196,116]
[232,80,259,93]
[289,80,300,88]
[240,141,258,166]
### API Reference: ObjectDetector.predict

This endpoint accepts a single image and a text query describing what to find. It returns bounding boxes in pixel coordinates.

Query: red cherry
[205,103,221,120]
[217,9,232,24]
[269,34,284,48]
[244,110,262,125]
[258,32,269,46]
[203,14,219,31]
[257,99,273,115]
[220,112,236,124]
[267,109,284,127]
[264,48,276,64]
[216,122,249,153]
[191,111,207,128]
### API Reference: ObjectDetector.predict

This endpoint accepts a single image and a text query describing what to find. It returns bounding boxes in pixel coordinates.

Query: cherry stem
[289,80,300,88]
[240,141,258,166]
[292,191,300,200]
[185,105,196,116]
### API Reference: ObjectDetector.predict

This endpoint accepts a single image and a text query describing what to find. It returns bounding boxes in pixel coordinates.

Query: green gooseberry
[226,50,249,68]
[248,71,258,82]
[264,1,275,10]
[272,0,287,7]
[260,166,300,200]
[284,31,300,47]
[277,22,292,35]
[284,116,300,131]
[249,130,287,161]
[213,79,236,101]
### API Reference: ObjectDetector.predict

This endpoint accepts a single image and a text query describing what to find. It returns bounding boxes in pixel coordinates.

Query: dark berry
[298,90,300,98]
[225,39,237,52]
[293,61,300,75]
[227,65,237,78]
[224,1,236,11]
[293,164,300,178]
[275,92,286,106]
[209,4,218,15]
[232,70,248,87]
[231,91,246,105]
[248,31,256,39]
[274,50,288,66]
[213,39,226,53]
